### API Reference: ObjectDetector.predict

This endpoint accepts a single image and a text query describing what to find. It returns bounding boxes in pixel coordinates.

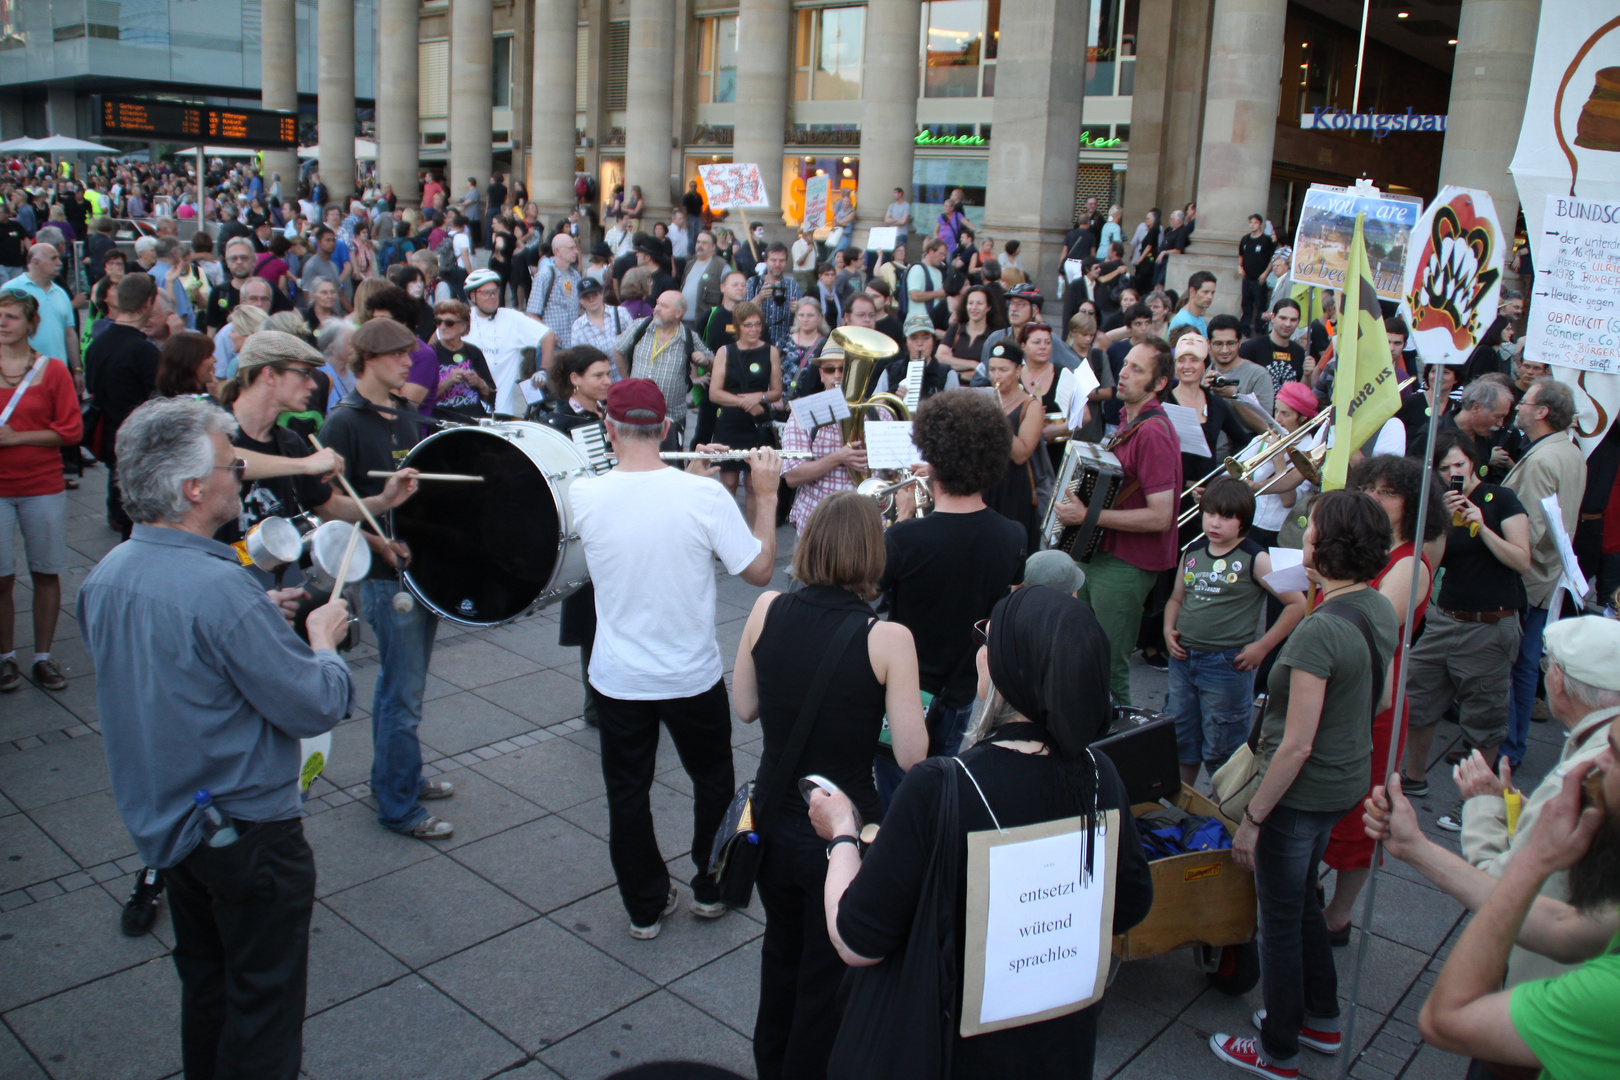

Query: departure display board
[92,95,298,150]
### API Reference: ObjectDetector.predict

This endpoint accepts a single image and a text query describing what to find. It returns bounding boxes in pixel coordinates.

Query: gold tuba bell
[829,325,907,483]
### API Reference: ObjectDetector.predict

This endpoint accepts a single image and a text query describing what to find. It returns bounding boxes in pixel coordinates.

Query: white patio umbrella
[176,146,260,158]
[296,138,377,161]
[0,137,40,152]
[25,135,118,154]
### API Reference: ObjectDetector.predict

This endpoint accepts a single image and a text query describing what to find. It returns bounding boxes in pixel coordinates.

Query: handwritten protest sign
[1291,184,1422,301]
[697,163,770,211]
[1525,195,1620,376]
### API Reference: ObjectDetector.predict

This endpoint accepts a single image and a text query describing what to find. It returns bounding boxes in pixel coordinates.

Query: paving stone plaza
[0,467,1576,1080]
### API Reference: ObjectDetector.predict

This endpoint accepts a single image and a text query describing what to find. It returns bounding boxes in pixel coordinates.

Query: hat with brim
[903,312,935,338]
[351,318,419,357]
[233,330,324,377]
[1023,551,1086,594]
[577,275,603,296]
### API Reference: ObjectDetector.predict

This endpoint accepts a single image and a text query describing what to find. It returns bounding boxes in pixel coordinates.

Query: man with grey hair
[132,235,159,272]
[569,378,780,938]
[205,236,290,329]
[610,290,709,450]
[1449,379,1514,475]
[1501,377,1587,773]
[77,395,353,1078]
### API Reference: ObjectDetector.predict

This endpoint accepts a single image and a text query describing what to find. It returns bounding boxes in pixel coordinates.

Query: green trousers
[1076,549,1161,705]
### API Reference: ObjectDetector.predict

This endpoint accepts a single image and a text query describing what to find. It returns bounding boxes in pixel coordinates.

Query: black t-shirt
[1436,483,1528,611]
[0,220,30,266]
[85,323,160,444]
[875,313,906,354]
[1160,223,1191,255]
[215,423,333,547]
[1240,333,1304,392]
[880,509,1025,706]
[204,279,294,330]
[430,339,495,419]
[702,304,737,353]
[317,391,424,579]
[835,750,1153,1077]
[1238,233,1277,281]
[1062,226,1095,263]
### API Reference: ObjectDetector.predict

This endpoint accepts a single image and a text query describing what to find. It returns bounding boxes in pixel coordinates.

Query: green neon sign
[915,131,985,146]
[1079,132,1124,148]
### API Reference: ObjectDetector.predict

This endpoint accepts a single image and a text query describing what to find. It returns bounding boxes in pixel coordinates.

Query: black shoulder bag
[708,609,867,908]
[826,758,962,1080]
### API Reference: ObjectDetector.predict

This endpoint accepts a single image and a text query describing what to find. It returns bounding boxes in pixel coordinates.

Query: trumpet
[659,450,818,462]
[858,471,933,518]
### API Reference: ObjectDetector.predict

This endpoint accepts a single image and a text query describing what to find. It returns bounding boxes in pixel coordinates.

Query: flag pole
[1337,357,1444,1079]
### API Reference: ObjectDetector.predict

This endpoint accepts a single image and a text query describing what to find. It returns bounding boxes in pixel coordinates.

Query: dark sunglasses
[214,458,247,482]
[819,364,845,374]
[435,317,463,326]
[972,618,990,646]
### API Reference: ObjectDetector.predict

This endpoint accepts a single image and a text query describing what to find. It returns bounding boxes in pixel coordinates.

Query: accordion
[1042,441,1124,562]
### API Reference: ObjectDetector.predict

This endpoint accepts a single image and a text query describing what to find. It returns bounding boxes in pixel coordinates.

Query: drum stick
[332,521,365,592]
[365,470,485,483]
[308,436,390,539]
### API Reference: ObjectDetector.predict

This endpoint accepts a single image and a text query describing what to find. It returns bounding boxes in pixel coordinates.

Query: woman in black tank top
[732,492,927,1080]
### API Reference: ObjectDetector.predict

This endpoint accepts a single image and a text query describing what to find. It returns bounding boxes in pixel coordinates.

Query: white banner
[1524,195,1620,377]
[803,174,830,229]
[1510,2,1620,455]
[1399,186,1505,366]
[696,163,770,211]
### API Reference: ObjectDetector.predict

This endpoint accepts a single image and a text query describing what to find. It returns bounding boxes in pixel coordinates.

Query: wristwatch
[825,834,864,860]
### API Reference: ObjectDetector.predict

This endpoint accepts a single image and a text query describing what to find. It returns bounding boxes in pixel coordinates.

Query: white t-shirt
[571,468,763,699]
[451,230,473,270]
[463,308,550,415]
[792,237,816,272]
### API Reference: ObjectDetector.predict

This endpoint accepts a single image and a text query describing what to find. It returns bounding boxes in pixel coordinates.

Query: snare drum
[392,421,593,627]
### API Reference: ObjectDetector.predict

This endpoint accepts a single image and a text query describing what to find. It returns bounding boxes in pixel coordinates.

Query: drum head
[246,516,302,571]
[309,520,371,584]
[393,427,564,625]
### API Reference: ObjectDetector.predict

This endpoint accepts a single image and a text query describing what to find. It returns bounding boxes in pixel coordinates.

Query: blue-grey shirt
[77,526,354,868]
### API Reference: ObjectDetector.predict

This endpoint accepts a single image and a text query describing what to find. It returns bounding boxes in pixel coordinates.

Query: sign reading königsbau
[1301,108,1448,136]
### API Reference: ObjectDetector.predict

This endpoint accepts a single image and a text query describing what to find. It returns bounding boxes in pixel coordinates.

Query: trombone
[1176,409,1332,527]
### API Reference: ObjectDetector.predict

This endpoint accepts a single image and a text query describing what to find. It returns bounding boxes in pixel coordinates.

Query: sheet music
[789,387,851,433]
[1263,547,1311,594]
[1159,402,1211,457]
[1065,362,1101,429]
[864,421,924,471]
[1237,393,1286,435]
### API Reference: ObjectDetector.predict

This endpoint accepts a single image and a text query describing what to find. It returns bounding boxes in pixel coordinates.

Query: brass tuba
[829,325,907,482]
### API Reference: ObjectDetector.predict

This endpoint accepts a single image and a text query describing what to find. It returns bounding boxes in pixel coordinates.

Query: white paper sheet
[863,420,924,470]
[1236,393,1286,435]
[789,387,851,434]
[1160,402,1211,457]
[978,828,1107,1024]
[1263,547,1311,594]
[1539,494,1588,602]
[518,378,545,405]
[1065,362,1101,429]
[864,226,898,253]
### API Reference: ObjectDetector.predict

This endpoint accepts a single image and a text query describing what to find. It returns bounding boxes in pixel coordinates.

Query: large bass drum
[393,421,593,627]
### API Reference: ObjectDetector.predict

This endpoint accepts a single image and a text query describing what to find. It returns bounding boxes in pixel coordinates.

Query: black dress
[752,586,886,1080]
[835,747,1154,1080]
[983,400,1041,557]
[712,342,774,469]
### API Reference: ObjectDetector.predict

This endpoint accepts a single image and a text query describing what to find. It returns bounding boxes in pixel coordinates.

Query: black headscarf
[985,584,1113,753]
[983,586,1112,864]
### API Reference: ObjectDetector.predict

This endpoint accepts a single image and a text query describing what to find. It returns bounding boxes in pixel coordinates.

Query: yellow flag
[1323,212,1402,491]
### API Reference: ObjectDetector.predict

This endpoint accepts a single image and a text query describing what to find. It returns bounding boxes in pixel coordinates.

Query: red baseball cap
[606,378,667,425]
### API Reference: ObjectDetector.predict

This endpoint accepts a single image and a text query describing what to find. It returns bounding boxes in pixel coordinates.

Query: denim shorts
[0,493,70,577]
[1168,646,1256,767]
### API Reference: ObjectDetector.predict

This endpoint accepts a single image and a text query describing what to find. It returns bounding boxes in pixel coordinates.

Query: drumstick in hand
[310,435,389,538]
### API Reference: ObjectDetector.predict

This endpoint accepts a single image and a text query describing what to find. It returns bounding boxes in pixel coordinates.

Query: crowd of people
[2,150,1618,1080]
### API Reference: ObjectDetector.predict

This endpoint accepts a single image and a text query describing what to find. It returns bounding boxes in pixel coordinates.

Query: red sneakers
[1251,1009,1342,1054]
[1209,1034,1299,1078]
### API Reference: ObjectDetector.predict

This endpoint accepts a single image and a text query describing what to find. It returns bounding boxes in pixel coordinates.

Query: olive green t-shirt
[1257,587,1398,813]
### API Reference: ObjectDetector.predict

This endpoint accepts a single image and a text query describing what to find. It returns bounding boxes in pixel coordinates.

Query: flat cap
[1544,616,1620,692]
[351,317,420,357]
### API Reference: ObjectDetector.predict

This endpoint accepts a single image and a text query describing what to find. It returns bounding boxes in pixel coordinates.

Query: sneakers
[404,815,454,839]
[0,658,19,693]
[1437,802,1464,832]
[1252,1010,1341,1054]
[1209,1034,1299,1078]
[690,897,728,919]
[1531,696,1550,723]
[32,659,67,691]
[1400,773,1430,798]
[121,867,164,937]
[418,779,455,800]
[1141,650,1170,671]
[630,886,681,940]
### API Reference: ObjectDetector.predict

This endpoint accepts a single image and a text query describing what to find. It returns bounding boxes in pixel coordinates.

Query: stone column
[449,0,494,209]
[1439,0,1539,236]
[625,0,676,214]
[376,0,420,207]
[1160,0,1213,213]
[733,0,790,229]
[531,0,579,226]
[1166,0,1286,316]
[981,0,1089,299]
[317,0,356,203]
[260,0,299,196]
[855,0,920,248]
[1123,0,1174,222]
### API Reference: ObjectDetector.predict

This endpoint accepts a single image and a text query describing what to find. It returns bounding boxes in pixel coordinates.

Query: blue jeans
[361,579,439,832]
[928,698,976,758]
[1504,604,1548,767]
[1255,804,1345,1069]
[1168,648,1255,770]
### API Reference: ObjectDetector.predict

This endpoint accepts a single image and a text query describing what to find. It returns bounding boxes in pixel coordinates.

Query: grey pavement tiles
[0,466,1489,1078]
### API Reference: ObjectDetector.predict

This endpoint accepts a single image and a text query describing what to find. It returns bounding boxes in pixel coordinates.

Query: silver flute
[659,450,818,462]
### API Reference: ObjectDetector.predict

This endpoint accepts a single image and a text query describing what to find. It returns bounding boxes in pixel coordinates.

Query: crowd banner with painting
[803,174,830,230]
[1397,186,1504,367]
[1290,183,1423,302]
[1510,4,1620,455]
[696,163,770,211]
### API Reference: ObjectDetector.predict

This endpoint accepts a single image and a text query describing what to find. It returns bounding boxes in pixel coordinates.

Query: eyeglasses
[1361,486,1401,499]
[214,458,247,482]
[435,317,463,327]
[972,619,990,646]
[270,365,318,382]
[819,364,845,374]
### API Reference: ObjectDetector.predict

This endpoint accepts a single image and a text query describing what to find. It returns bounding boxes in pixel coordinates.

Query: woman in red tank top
[1321,455,1448,940]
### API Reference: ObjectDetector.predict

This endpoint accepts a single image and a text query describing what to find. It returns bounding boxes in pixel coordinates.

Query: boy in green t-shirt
[1164,478,1307,787]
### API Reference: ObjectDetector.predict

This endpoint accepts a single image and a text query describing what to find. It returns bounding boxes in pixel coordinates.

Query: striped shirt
[527,259,583,347]
[782,411,856,534]
[570,306,629,380]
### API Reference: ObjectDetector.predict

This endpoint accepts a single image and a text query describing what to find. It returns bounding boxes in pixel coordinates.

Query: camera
[1210,375,1240,388]
[769,282,786,303]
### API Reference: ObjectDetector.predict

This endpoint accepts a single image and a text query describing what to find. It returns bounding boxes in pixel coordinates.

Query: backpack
[379,237,415,273]
[625,317,698,389]
[433,230,457,269]
[574,175,590,201]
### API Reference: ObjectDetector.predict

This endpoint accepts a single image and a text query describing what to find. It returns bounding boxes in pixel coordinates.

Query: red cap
[606,378,667,425]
